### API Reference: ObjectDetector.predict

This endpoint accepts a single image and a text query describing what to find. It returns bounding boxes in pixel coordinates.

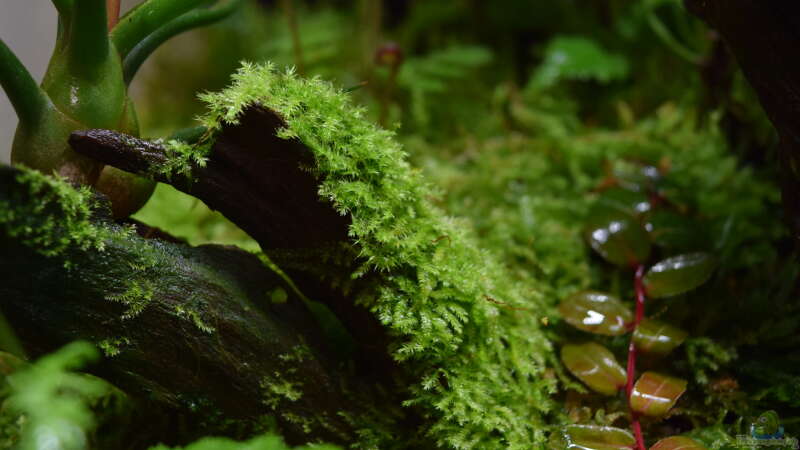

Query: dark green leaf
[559,291,633,336]
[584,210,651,267]
[649,436,707,450]
[643,253,716,298]
[561,342,626,395]
[549,424,636,450]
[633,318,688,355]
[630,371,687,417]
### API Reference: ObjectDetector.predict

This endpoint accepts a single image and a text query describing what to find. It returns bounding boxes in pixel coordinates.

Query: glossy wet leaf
[584,210,651,267]
[644,253,716,298]
[561,342,626,395]
[646,210,708,252]
[595,188,652,217]
[559,291,633,336]
[650,436,707,450]
[633,318,688,355]
[549,424,636,450]
[630,371,687,417]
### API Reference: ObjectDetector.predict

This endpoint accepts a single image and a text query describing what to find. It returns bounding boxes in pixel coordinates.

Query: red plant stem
[107,0,121,30]
[627,264,646,450]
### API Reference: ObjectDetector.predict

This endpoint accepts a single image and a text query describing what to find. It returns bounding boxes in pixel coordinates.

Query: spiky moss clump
[0,167,115,260]
[170,63,557,448]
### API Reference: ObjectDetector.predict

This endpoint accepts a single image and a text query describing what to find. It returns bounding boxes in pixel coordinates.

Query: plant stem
[279,0,305,74]
[107,0,121,30]
[0,39,50,126]
[111,0,203,58]
[123,0,244,84]
[69,0,110,74]
[627,264,647,450]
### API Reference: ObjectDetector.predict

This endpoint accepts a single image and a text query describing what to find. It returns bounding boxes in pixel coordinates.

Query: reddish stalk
[107,0,121,30]
[626,264,647,450]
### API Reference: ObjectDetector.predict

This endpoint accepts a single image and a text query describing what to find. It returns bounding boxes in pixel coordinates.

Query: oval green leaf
[633,318,688,355]
[630,371,687,417]
[650,436,707,450]
[643,252,716,298]
[559,291,633,336]
[584,210,651,267]
[549,424,636,450]
[561,342,626,395]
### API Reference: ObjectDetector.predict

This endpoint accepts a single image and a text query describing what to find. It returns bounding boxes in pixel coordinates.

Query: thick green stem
[123,0,243,85]
[51,0,75,16]
[111,0,205,58]
[0,39,50,126]
[69,0,111,74]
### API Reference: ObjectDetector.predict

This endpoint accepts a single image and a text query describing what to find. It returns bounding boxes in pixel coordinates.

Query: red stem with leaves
[626,264,647,450]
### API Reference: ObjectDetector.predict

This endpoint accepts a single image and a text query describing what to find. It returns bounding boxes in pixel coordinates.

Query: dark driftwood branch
[69,105,400,380]
[685,0,800,237]
[0,162,404,445]
[70,106,351,250]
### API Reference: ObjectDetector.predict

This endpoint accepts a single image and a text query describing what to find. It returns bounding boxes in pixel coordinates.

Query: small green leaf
[561,342,626,395]
[633,318,688,355]
[584,210,651,267]
[559,291,633,336]
[630,371,687,417]
[650,436,707,450]
[643,253,716,298]
[549,424,636,450]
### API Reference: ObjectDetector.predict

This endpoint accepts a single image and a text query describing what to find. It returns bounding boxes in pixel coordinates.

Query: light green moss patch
[157,139,211,180]
[170,63,556,448]
[260,371,304,410]
[0,168,117,261]
[174,303,215,334]
[98,337,132,357]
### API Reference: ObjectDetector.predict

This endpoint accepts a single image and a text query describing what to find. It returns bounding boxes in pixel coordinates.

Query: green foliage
[530,35,630,89]
[1,342,106,450]
[168,62,558,448]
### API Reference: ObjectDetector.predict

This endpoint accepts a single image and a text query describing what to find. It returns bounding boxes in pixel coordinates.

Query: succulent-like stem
[51,0,75,16]
[69,0,111,75]
[123,0,244,84]
[0,39,50,127]
[111,0,205,58]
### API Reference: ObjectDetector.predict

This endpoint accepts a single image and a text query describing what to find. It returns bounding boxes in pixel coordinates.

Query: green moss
[167,63,556,448]
[173,303,215,334]
[0,167,118,261]
[97,337,132,357]
[2,166,166,323]
[260,371,304,410]
[157,138,211,180]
